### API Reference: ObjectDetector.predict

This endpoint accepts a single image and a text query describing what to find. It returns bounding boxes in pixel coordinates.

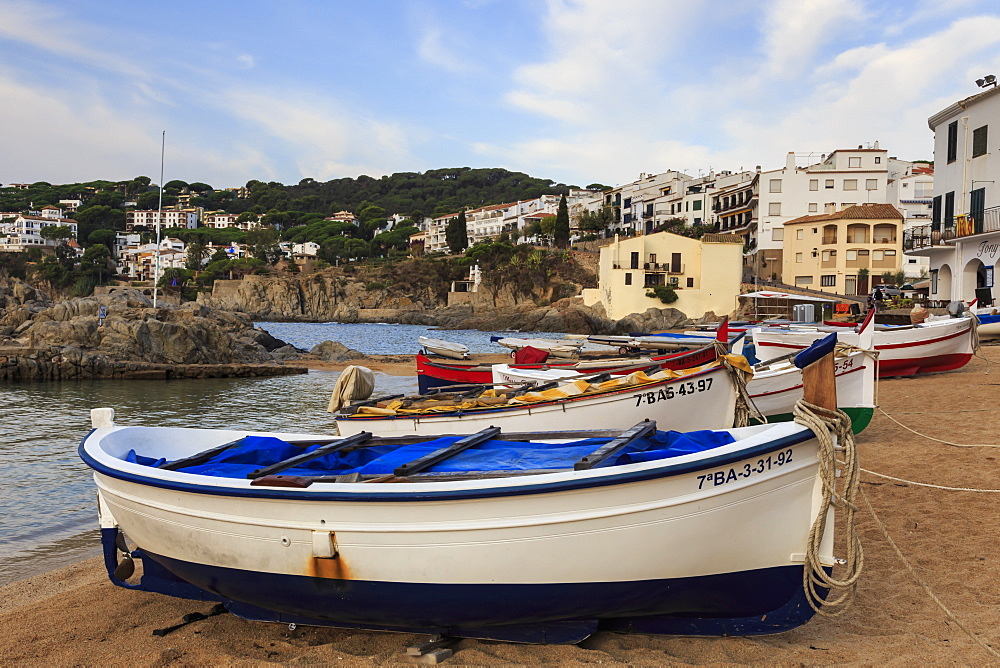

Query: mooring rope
[861,468,1000,493]
[876,407,1000,448]
[793,399,863,615]
[717,340,765,428]
[860,490,1000,659]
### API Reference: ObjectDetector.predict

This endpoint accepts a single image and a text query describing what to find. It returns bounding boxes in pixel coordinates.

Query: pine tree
[554,195,570,249]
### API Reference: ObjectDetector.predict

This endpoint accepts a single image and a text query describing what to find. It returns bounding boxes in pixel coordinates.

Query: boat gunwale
[340,363,730,424]
[79,424,815,502]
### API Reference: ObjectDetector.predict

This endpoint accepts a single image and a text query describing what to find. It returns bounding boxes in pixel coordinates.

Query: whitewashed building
[0,213,79,252]
[906,82,1000,305]
[125,210,198,232]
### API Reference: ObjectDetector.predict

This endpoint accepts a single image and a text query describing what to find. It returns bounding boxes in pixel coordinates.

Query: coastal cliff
[196,271,696,335]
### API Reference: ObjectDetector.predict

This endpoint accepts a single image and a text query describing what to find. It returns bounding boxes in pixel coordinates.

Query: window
[772,228,784,241]
[694,217,702,224]
[821,275,837,286]
[825,179,835,189]
[686,277,694,288]
[875,156,881,164]
[795,252,803,263]
[693,200,702,210]
[821,249,836,261]
[808,203,818,213]
[947,120,958,163]
[769,179,782,193]
[809,179,819,191]
[849,157,861,168]
[648,253,656,263]
[795,276,813,286]
[846,250,857,261]
[873,250,883,261]
[796,229,804,240]
[884,250,896,256]
[769,202,781,216]
[973,125,989,158]
[625,273,632,285]
[844,179,858,191]
[866,179,878,190]
[944,191,955,227]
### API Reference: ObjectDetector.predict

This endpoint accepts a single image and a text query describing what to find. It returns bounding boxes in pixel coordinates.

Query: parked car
[873,284,902,297]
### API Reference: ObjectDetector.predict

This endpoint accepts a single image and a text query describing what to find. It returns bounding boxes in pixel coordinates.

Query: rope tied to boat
[793,398,863,615]
[965,310,992,372]
[715,340,765,428]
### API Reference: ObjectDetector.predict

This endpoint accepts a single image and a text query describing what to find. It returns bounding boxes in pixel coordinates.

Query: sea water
[0,322,580,586]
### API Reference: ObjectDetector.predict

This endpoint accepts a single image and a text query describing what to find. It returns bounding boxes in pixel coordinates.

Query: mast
[153,130,165,308]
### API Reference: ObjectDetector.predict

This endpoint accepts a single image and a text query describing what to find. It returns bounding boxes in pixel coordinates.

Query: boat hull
[340,365,737,437]
[85,420,827,640]
[415,344,719,394]
[752,318,974,378]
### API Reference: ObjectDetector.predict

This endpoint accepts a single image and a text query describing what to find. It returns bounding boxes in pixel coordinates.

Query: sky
[3,0,1000,191]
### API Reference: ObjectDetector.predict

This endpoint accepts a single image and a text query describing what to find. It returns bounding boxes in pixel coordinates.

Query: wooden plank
[158,437,248,471]
[573,420,657,471]
[246,431,373,479]
[392,426,502,477]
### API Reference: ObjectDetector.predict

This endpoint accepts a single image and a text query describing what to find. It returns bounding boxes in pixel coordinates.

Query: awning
[738,291,840,303]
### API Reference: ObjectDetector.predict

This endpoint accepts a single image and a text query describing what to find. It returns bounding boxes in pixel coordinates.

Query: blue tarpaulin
[128,429,736,479]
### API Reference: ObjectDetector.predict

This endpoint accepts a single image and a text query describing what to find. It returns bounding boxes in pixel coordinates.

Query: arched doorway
[936,264,953,301]
[963,258,987,302]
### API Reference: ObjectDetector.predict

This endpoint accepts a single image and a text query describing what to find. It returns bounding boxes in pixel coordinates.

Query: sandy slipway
[3,348,1000,664]
[0,276,303,381]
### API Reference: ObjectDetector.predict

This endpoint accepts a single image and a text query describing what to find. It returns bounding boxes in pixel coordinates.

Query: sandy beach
[3,347,1000,665]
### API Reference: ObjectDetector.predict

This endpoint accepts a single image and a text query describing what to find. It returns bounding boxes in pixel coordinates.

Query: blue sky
[3,0,1000,191]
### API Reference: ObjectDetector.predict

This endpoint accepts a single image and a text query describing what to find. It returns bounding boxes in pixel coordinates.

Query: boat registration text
[696,449,794,489]
[633,377,713,407]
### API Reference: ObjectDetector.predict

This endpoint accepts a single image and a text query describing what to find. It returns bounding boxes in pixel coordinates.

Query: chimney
[786,152,796,170]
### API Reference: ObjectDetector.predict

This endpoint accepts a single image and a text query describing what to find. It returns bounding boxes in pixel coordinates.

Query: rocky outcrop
[310,340,367,362]
[0,275,304,381]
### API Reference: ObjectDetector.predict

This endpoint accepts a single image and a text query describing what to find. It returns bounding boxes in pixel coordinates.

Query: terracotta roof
[784,203,902,225]
[701,233,743,244]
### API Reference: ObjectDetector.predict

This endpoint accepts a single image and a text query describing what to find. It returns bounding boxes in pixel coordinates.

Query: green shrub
[645,284,679,304]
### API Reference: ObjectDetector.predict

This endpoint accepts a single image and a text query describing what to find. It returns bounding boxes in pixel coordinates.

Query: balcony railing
[904,224,956,250]
[957,206,1000,238]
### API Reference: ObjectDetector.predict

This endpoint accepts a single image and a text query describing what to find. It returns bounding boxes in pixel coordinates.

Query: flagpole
[153,130,165,308]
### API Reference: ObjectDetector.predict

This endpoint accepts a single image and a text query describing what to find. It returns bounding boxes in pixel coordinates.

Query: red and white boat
[752,314,974,378]
[415,327,732,394]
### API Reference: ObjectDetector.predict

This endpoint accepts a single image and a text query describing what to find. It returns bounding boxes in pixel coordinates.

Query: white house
[906,81,1000,305]
[0,214,79,252]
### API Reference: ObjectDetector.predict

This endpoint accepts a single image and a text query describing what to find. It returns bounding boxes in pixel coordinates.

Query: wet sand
[3,348,1000,665]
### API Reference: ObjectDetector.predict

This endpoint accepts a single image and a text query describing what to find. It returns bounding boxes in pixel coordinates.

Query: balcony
[903,225,956,250]
[956,206,1000,238]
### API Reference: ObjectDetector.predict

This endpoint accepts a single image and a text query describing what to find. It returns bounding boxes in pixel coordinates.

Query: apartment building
[125,209,198,232]
[782,203,903,296]
[0,213,79,252]
[906,81,1000,304]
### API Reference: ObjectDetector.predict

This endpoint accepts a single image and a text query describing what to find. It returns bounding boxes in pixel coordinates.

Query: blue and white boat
[79,336,853,643]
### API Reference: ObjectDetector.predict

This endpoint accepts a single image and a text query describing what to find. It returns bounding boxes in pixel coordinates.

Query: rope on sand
[876,407,1000,448]
[862,468,1000,493]
[793,399,863,615]
[860,490,1000,659]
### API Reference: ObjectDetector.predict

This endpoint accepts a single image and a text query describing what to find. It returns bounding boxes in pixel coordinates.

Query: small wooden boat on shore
[491,336,584,358]
[80,334,856,643]
[417,336,469,360]
[752,313,974,377]
[415,332,728,394]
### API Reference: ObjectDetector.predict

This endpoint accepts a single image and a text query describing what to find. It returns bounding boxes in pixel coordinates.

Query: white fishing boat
[335,357,743,438]
[79,334,857,642]
[490,336,584,358]
[752,315,974,378]
[417,336,470,360]
[970,307,1000,339]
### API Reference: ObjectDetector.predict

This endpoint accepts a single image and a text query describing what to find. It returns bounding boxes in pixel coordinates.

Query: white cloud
[416,24,471,73]
[236,53,255,70]
[758,0,867,80]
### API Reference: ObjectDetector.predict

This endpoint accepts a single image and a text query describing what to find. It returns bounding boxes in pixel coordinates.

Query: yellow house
[581,231,744,320]
[782,203,903,296]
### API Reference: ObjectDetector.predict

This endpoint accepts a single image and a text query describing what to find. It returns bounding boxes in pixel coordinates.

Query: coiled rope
[792,399,863,615]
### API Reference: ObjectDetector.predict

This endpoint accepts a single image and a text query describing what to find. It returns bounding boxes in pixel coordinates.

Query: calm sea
[0,322,580,586]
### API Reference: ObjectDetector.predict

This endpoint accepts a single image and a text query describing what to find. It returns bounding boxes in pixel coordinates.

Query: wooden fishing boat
[337,353,747,438]
[494,348,875,434]
[417,336,469,360]
[752,315,974,377]
[491,336,584,358]
[415,335,726,394]
[79,334,853,643]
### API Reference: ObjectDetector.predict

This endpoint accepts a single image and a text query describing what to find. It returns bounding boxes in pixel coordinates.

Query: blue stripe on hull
[139,548,819,640]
